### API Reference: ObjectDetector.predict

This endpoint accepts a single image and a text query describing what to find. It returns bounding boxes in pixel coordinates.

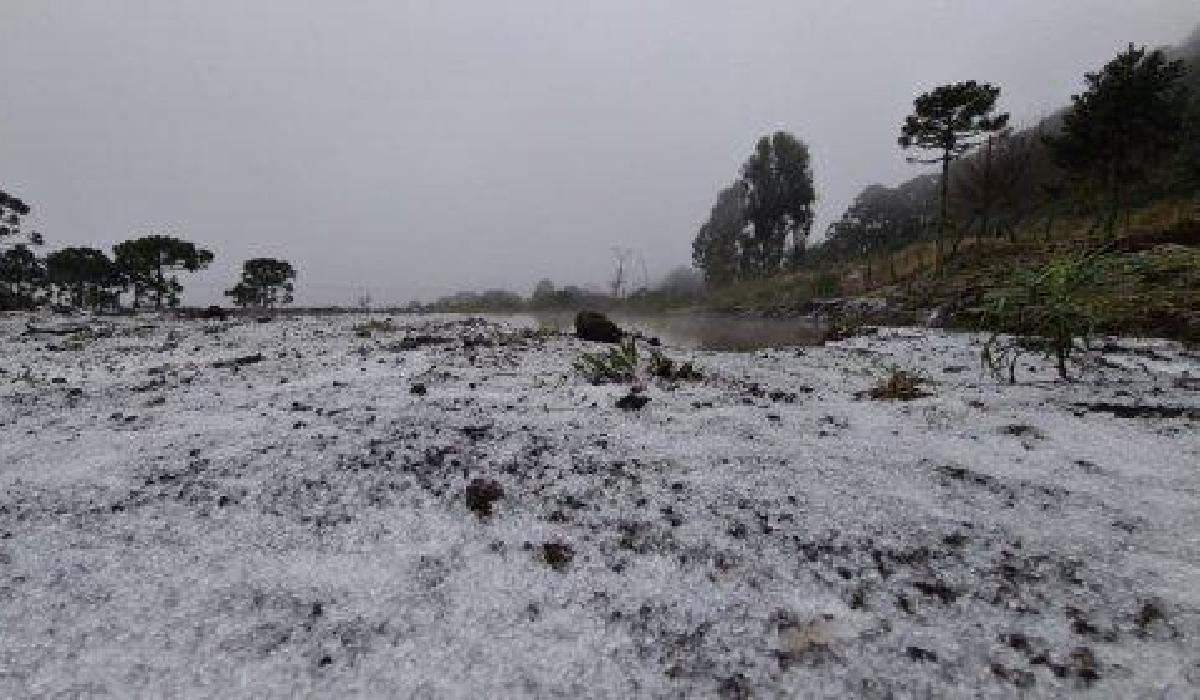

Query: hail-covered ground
[1,312,1197,698]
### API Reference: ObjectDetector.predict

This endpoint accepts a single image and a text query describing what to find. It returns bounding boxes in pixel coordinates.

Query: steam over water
[530,312,826,351]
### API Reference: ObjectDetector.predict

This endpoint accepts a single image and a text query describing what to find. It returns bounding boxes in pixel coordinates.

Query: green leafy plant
[648,350,702,381]
[575,338,705,385]
[979,250,1110,381]
[574,336,638,384]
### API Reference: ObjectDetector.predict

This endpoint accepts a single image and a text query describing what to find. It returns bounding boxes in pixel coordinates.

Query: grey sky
[3,1,1197,305]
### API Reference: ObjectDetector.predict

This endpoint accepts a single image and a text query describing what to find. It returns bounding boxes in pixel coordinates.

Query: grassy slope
[696,198,1200,341]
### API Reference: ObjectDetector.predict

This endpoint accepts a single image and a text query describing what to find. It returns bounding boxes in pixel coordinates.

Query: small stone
[616,392,650,411]
[540,542,574,572]
[465,478,504,517]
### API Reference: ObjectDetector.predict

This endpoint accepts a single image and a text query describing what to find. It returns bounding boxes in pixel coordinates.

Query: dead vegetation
[866,368,930,401]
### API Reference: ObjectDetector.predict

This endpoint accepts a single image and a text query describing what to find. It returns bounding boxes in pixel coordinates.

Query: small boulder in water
[575,310,623,343]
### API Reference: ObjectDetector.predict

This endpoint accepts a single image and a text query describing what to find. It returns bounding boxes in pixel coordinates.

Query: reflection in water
[528,312,825,351]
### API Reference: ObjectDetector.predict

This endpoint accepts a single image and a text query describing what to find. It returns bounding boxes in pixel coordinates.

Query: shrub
[978,250,1110,381]
[648,350,702,381]
[575,338,702,384]
[811,270,842,297]
[574,337,638,384]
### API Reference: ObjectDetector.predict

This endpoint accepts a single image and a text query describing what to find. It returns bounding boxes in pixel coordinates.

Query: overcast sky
[3,1,1197,304]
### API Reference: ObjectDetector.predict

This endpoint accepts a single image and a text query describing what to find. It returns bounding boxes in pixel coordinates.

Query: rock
[540,542,574,571]
[464,478,504,517]
[212,353,264,369]
[575,310,623,343]
[616,391,650,411]
[776,612,867,661]
[409,383,427,396]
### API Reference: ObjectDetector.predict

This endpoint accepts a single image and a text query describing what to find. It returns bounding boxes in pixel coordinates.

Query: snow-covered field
[1,312,1197,697]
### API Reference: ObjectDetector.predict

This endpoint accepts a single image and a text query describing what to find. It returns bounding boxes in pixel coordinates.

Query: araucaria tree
[0,188,42,249]
[741,132,816,275]
[0,188,43,249]
[1044,45,1190,235]
[225,258,296,309]
[898,81,1009,270]
[113,234,213,309]
[0,244,45,309]
[0,189,45,310]
[45,247,121,309]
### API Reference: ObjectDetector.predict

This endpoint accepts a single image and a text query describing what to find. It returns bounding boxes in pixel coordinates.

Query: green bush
[648,350,702,381]
[574,339,703,384]
[978,250,1111,381]
[574,337,638,384]
[811,270,842,297]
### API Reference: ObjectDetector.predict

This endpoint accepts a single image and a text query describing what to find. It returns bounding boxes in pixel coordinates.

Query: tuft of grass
[868,368,930,401]
[648,350,702,381]
[352,318,396,337]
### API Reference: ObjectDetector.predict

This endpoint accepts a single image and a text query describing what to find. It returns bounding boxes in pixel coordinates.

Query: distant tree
[0,188,42,249]
[477,289,525,311]
[1044,45,1190,235]
[0,244,45,309]
[657,265,705,297]
[824,184,902,283]
[740,132,816,274]
[112,239,155,308]
[45,247,120,309]
[821,174,940,279]
[899,81,1009,270]
[113,235,213,309]
[609,247,634,298]
[224,257,296,309]
[531,279,557,309]
[1175,99,1200,196]
[692,182,748,285]
[951,130,1047,243]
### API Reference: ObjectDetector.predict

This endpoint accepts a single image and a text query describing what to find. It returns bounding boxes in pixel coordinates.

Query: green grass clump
[574,338,703,384]
[648,349,702,381]
[352,318,396,337]
[574,337,638,384]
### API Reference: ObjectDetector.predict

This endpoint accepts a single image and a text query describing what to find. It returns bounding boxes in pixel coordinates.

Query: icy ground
[1,313,1198,698]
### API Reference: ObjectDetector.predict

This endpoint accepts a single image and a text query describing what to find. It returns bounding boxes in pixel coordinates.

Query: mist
[2,0,1196,304]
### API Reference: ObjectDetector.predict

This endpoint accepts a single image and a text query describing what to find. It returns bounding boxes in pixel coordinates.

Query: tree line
[694,41,1200,286]
[0,205,298,312]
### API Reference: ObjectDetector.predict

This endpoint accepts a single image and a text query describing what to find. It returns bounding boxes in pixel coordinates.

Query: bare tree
[951,129,1043,247]
[609,246,634,298]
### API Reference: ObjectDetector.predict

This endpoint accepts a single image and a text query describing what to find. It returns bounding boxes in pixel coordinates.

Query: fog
[2,1,1196,305]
